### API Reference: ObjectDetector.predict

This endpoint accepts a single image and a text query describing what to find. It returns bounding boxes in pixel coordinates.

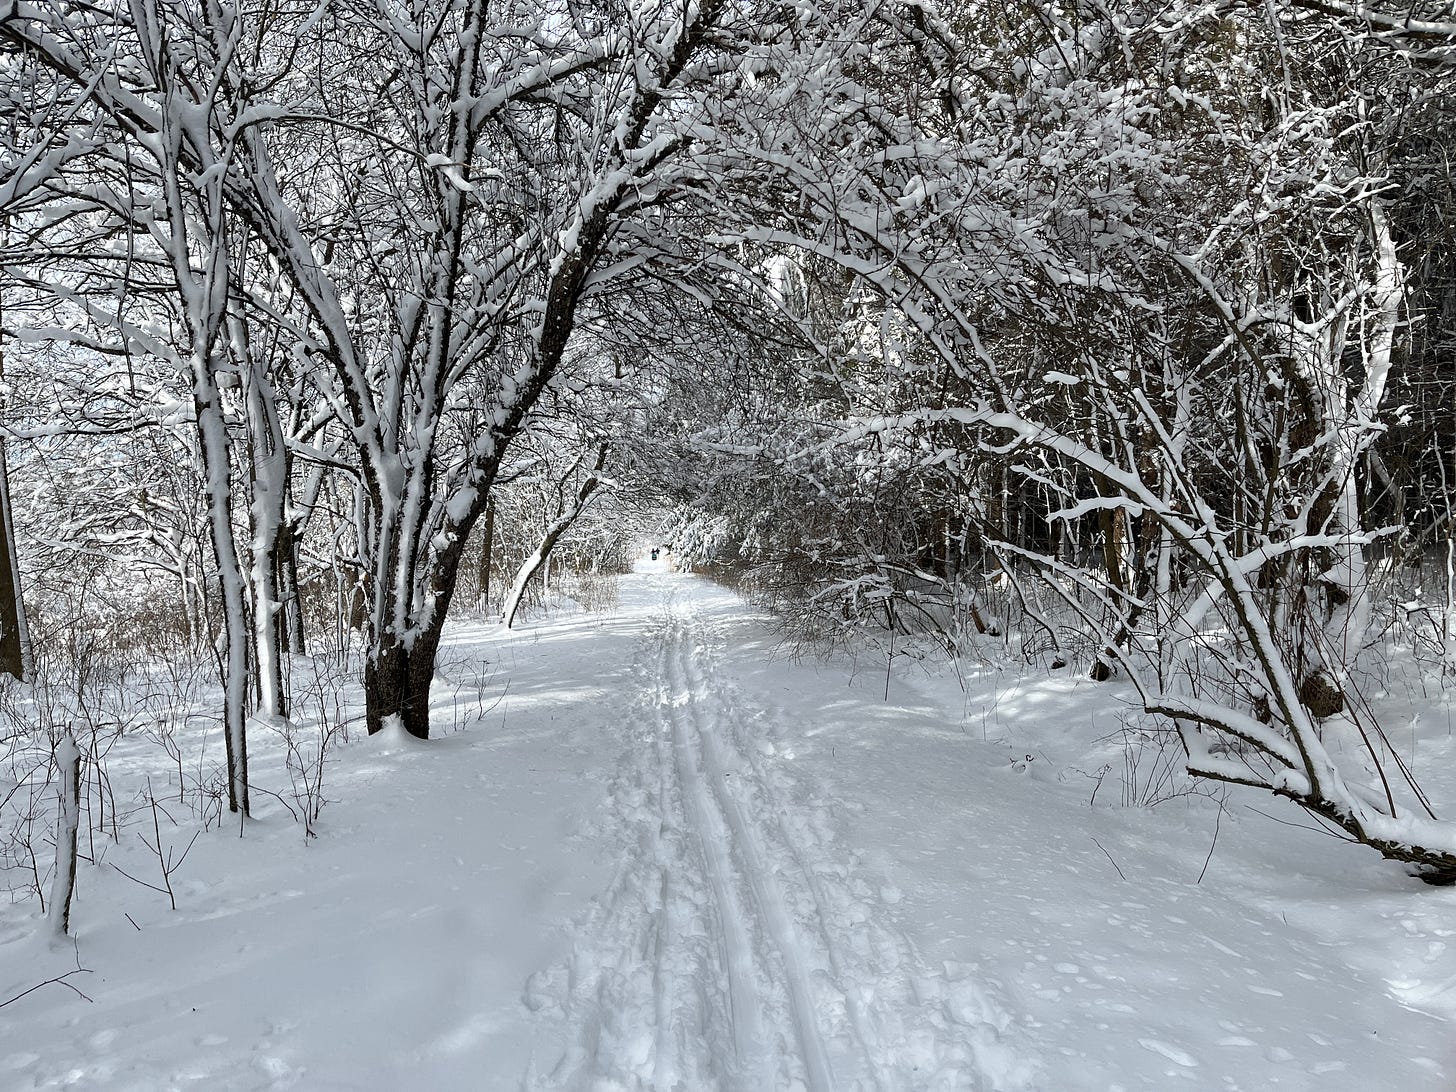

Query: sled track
[531,587,1021,1091]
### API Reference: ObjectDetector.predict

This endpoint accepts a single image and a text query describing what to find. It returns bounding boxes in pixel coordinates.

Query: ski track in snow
[5,568,1450,1090]
[530,584,1024,1090]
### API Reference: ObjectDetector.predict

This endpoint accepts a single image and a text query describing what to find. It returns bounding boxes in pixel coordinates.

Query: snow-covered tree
[2,0,892,739]
[663,0,1456,879]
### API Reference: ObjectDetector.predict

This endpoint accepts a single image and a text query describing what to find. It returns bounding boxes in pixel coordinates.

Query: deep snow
[2,562,1454,1089]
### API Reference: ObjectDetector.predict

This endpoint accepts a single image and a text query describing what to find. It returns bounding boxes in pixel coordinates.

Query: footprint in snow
[1138,1038,1199,1067]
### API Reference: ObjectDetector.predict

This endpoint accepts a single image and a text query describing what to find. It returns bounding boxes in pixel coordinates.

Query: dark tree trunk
[0,441,29,680]
[276,519,306,655]
[1090,472,1130,682]
[347,582,367,632]
[363,505,479,739]
[364,630,441,739]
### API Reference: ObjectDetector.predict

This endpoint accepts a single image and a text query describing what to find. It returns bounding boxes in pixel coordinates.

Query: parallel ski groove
[688,612,897,1092]
[663,622,770,1087]
[670,613,838,1092]
[534,582,1016,1091]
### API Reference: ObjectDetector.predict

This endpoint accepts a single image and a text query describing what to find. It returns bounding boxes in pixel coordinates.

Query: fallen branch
[0,967,93,1010]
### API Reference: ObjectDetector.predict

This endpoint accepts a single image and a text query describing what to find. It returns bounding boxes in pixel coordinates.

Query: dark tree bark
[275,518,306,655]
[0,441,29,681]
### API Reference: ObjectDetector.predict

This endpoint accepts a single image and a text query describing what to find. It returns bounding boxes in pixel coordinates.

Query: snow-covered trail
[4,564,1453,1091]
[528,568,1455,1091]
[530,579,1022,1090]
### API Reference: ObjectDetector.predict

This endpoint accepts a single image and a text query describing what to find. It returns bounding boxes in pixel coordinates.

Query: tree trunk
[243,347,289,722]
[0,443,28,681]
[362,492,483,738]
[1090,472,1129,681]
[364,644,428,739]
[196,387,251,816]
[276,519,306,655]
[476,498,495,613]
[1314,200,1402,674]
[48,730,80,938]
[0,329,32,680]
[364,615,448,738]
[503,448,608,628]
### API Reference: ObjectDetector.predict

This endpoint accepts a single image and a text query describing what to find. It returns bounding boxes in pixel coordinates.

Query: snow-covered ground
[3,562,1455,1089]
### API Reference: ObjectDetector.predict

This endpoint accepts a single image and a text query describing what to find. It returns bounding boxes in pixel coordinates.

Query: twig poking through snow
[1197,804,1224,885]
[1091,836,1126,881]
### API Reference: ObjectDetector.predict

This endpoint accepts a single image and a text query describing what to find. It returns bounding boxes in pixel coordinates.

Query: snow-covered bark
[237,317,291,722]
[105,0,253,813]
[47,729,80,938]
[502,444,610,629]
[1316,199,1404,674]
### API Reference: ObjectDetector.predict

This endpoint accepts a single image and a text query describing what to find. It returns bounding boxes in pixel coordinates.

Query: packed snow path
[530,585,1013,1089]
[3,564,1454,1090]
[530,570,1454,1091]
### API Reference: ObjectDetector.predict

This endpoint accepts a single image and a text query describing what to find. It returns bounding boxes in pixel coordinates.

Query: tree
[672,0,1456,879]
[2,0,882,739]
